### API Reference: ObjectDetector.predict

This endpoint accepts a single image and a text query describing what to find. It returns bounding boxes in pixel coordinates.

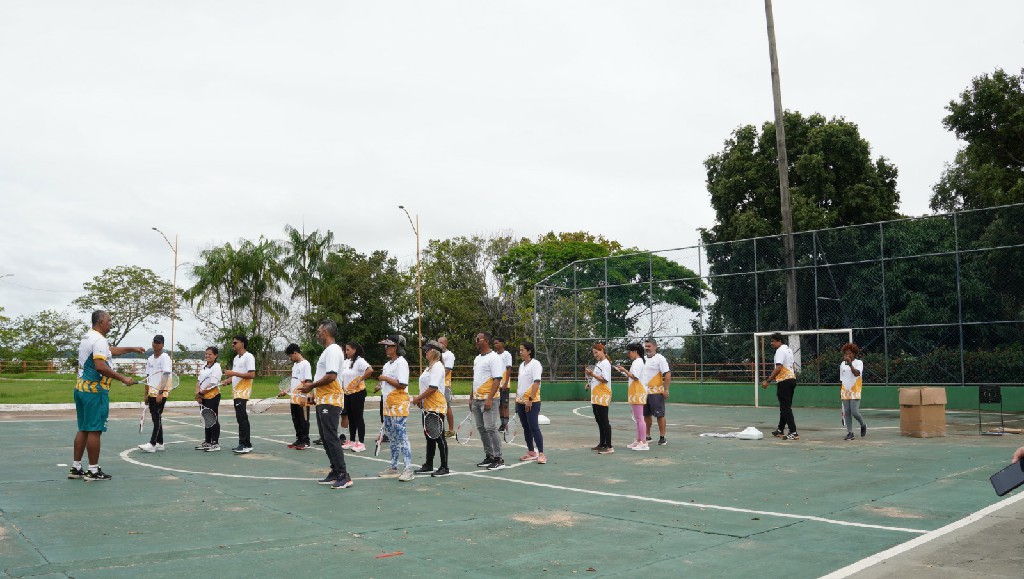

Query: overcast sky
[1,0,1021,348]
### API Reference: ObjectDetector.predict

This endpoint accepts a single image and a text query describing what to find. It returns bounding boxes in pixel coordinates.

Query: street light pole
[153,228,179,363]
[398,206,423,372]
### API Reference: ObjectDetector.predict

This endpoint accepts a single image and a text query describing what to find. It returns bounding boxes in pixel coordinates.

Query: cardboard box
[899,387,947,438]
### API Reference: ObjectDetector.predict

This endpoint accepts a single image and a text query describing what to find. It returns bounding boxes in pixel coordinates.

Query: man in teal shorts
[69,310,144,481]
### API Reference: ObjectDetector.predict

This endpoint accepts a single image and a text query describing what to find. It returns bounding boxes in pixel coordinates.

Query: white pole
[753,335,760,408]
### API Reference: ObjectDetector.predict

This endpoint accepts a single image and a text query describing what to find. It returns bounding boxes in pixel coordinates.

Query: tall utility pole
[153,228,179,362]
[398,206,423,372]
[764,0,800,358]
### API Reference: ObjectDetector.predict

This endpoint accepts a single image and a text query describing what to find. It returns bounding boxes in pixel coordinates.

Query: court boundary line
[819,488,1024,578]
[460,472,927,534]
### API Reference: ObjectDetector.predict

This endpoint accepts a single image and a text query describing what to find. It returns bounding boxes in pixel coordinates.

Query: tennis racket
[503,414,518,443]
[422,410,445,440]
[455,413,474,445]
[251,396,279,414]
[138,402,147,433]
[130,371,180,394]
[199,405,219,429]
[373,423,386,456]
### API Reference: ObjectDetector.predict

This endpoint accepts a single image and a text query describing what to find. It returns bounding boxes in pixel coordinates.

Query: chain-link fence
[534,203,1024,386]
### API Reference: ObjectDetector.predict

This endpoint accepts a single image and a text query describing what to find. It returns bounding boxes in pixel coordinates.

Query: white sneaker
[341,440,354,450]
[155,444,165,451]
[626,441,638,449]
[398,467,415,482]
[378,467,400,478]
[632,443,650,451]
[352,442,366,453]
[138,443,156,453]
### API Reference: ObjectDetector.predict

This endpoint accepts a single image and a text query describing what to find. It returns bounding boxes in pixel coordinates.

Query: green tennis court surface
[1,402,1021,578]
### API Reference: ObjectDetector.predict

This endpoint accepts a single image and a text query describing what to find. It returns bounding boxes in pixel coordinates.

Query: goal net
[753,329,853,408]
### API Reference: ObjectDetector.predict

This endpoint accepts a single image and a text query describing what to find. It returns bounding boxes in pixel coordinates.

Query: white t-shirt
[643,353,670,394]
[314,344,343,382]
[340,357,371,393]
[380,356,410,399]
[442,350,455,370]
[381,356,411,417]
[418,361,446,396]
[290,359,312,394]
[588,359,612,389]
[774,344,796,381]
[472,350,505,399]
[629,358,646,392]
[516,358,543,402]
[197,363,222,393]
[231,352,256,387]
[840,359,864,400]
[145,352,173,395]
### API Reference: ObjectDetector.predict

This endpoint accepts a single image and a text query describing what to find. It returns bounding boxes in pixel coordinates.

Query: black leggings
[201,395,220,444]
[592,404,612,448]
[424,433,448,469]
[234,398,251,447]
[147,396,167,445]
[345,390,367,443]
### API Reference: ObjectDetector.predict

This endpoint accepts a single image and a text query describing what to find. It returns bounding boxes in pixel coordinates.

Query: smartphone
[990,461,1024,496]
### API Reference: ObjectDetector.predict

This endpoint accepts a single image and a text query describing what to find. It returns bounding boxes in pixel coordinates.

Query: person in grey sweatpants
[840,342,867,440]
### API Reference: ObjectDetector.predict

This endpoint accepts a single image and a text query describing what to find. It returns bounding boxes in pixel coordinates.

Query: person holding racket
[222,335,256,454]
[138,334,172,453]
[438,336,456,438]
[412,340,450,477]
[296,320,353,490]
[69,310,144,481]
[340,341,373,453]
[585,343,614,454]
[515,341,545,464]
[194,346,223,451]
[377,333,415,482]
[285,343,313,449]
[471,331,506,470]
[615,343,649,451]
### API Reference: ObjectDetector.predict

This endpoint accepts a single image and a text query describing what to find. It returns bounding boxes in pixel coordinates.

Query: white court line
[121,418,533,480]
[462,471,927,534]
[118,441,376,481]
[820,489,1024,578]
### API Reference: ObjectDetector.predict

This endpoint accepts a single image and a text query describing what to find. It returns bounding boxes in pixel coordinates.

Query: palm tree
[283,225,335,319]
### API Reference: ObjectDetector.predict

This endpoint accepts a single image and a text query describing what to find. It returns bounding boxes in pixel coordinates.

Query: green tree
[184,237,290,366]
[931,68,1024,212]
[282,225,335,321]
[311,245,413,366]
[701,111,901,334]
[419,236,491,364]
[1,310,86,361]
[71,266,180,346]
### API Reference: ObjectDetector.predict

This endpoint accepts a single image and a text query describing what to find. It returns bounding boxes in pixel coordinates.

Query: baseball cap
[153,335,165,344]
[379,334,406,347]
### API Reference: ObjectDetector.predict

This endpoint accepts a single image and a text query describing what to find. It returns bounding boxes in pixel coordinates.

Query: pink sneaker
[341,440,354,450]
[519,451,538,462]
[626,441,638,449]
[352,442,366,453]
[537,453,547,464]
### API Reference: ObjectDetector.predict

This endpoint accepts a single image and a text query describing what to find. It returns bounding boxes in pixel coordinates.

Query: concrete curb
[0,394,474,412]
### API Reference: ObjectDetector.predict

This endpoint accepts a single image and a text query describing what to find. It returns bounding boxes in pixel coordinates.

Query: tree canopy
[71,266,180,346]
[931,68,1024,212]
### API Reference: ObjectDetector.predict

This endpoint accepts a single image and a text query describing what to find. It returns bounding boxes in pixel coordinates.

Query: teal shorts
[74,389,109,432]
